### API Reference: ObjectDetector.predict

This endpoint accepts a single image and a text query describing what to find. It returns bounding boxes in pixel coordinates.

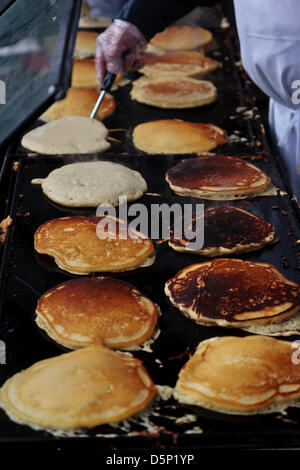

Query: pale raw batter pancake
[148,26,213,53]
[74,31,98,59]
[174,336,300,414]
[31,161,147,207]
[166,155,271,199]
[34,215,155,274]
[133,119,227,154]
[41,88,115,121]
[165,259,300,328]
[140,51,221,78]
[169,206,275,256]
[131,76,217,109]
[0,345,156,429]
[21,117,110,154]
[36,277,158,349]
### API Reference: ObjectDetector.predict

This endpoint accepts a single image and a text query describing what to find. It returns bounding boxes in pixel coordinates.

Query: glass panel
[0,0,80,147]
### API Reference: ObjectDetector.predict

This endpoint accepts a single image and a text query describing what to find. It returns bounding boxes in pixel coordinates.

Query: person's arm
[115,0,218,40]
[95,0,219,84]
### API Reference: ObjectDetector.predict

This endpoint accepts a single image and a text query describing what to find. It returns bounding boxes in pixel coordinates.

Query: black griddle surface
[1,151,300,448]
[1,27,300,449]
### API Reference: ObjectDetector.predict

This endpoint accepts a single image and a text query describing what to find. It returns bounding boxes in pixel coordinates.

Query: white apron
[233,0,300,201]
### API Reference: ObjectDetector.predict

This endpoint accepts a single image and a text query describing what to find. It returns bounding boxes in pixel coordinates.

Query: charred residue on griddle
[168,347,192,361]
[281,256,289,269]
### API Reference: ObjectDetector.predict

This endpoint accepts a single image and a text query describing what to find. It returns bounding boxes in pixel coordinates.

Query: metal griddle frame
[0,0,82,155]
[1,23,300,451]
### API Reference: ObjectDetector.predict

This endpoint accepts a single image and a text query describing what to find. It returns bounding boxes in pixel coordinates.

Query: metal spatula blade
[90,72,116,119]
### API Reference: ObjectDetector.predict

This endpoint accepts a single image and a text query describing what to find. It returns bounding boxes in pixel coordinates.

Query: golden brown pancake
[149,26,213,53]
[166,155,271,199]
[132,120,227,154]
[169,206,275,255]
[131,77,217,109]
[140,51,221,78]
[41,88,115,121]
[34,216,155,275]
[81,0,90,16]
[165,259,300,327]
[0,345,156,429]
[174,336,300,414]
[72,59,98,88]
[36,277,158,349]
[79,16,112,29]
[71,60,122,89]
[74,31,98,59]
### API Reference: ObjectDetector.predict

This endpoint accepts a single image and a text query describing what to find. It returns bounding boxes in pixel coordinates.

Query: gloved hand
[95,19,146,85]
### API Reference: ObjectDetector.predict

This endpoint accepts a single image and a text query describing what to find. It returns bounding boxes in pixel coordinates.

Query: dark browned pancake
[166,155,271,200]
[169,206,275,255]
[165,259,300,327]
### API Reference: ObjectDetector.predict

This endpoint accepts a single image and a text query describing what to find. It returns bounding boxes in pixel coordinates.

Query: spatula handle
[101,72,116,92]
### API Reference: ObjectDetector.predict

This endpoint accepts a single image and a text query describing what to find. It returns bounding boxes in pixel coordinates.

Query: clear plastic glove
[95,19,146,85]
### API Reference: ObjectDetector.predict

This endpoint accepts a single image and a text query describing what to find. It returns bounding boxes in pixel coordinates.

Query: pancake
[21,116,110,154]
[79,16,112,29]
[34,215,155,274]
[169,206,275,255]
[71,60,122,89]
[132,120,227,154]
[31,161,147,207]
[242,310,300,337]
[41,88,115,121]
[174,336,300,414]
[72,59,98,88]
[0,345,155,429]
[165,259,300,328]
[36,277,158,349]
[130,77,217,109]
[166,155,271,199]
[149,26,213,53]
[74,31,98,59]
[81,0,90,16]
[140,51,221,78]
